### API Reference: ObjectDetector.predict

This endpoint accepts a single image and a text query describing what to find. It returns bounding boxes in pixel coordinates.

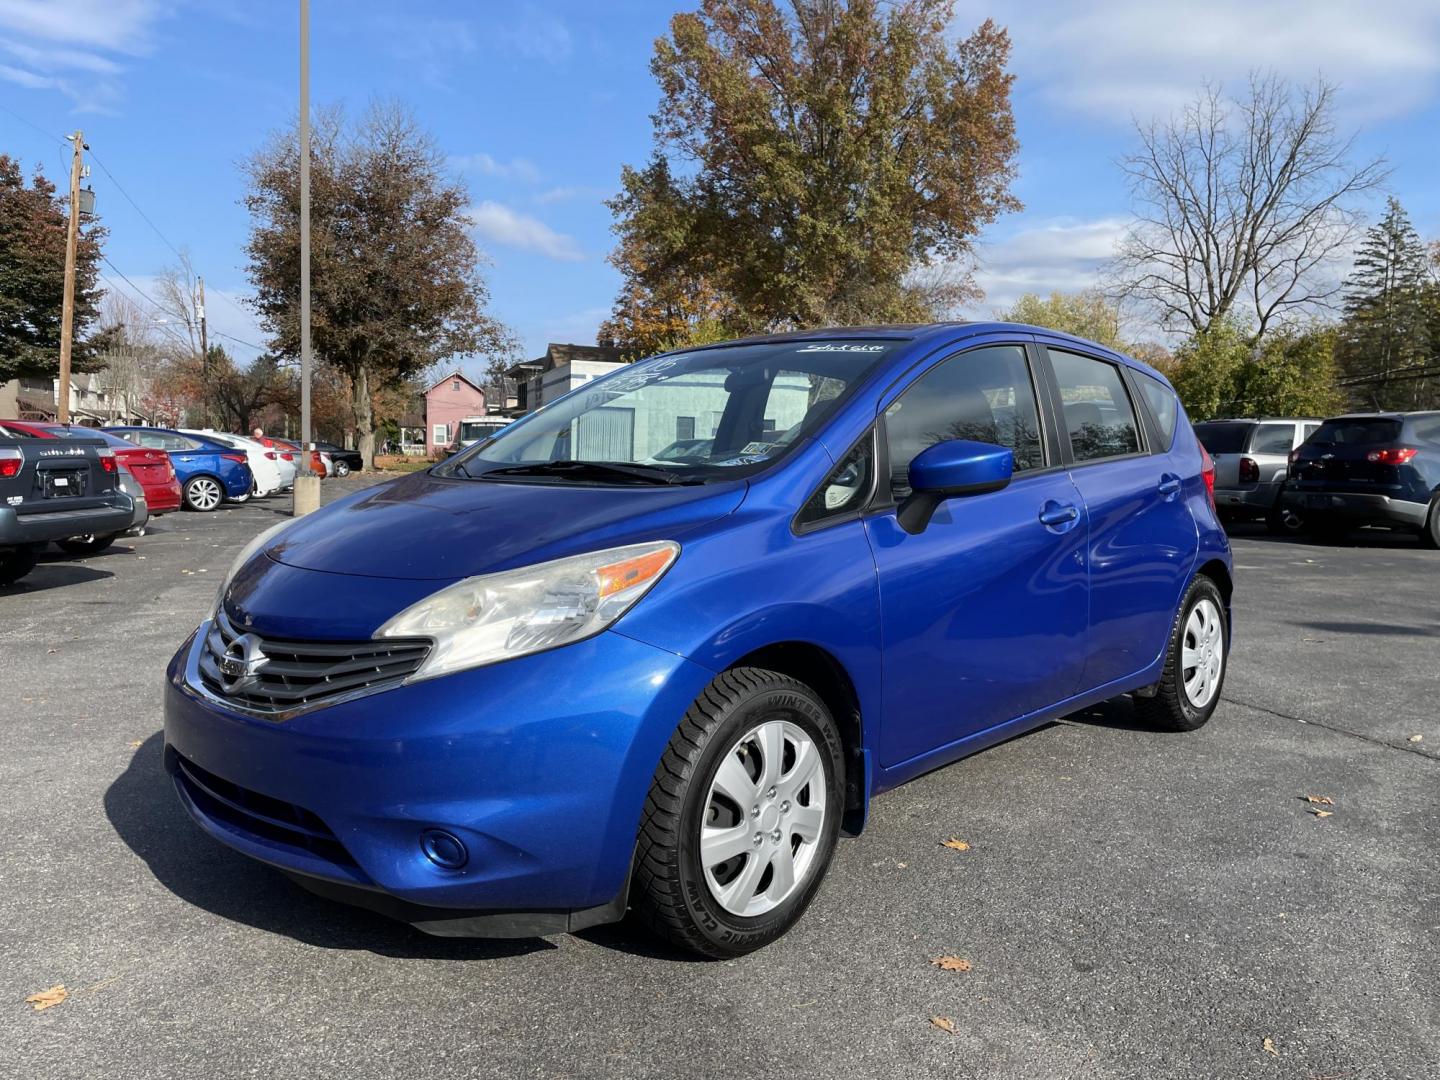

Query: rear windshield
[1310,418,1402,446]
[1192,422,1252,454]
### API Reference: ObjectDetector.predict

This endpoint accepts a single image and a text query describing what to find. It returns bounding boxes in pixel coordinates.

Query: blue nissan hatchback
[164,324,1232,956]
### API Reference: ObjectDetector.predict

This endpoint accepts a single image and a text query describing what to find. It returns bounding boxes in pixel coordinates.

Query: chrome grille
[197,607,430,716]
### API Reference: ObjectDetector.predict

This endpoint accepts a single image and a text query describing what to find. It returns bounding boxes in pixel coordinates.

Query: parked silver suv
[1193,418,1321,534]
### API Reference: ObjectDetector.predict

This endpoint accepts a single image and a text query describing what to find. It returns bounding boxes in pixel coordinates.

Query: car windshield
[1192,422,1252,454]
[1310,418,1403,446]
[445,339,904,483]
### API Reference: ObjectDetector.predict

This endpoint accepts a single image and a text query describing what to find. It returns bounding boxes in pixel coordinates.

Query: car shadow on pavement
[1223,520,1423,549]
[1060,695,1153,731]
[1,562,114,594]
[105,733,557,961]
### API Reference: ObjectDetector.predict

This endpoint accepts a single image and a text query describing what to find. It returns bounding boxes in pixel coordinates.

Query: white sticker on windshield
[795,343,886,353]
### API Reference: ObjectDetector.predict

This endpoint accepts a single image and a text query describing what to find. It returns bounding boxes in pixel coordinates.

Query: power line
[0,101,66,148]
[85,147,188,263]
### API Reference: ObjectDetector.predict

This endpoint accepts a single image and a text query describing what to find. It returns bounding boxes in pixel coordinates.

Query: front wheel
[1133,576,1228,732]
[56,533,117,556]
[334,459,351,478]
[183,475,223,512]
[632,668,845,958]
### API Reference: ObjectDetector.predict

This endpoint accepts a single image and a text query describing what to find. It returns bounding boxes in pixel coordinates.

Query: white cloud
[962,217,1131,315]
[467,201,585,262]
[0,0,166,109]
[958,0,1440,121]
[452,153,542,184]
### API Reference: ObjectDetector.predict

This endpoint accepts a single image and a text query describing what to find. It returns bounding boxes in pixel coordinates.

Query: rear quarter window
[1248,425,1295,455]
[1408,416,1440,442]
[1135,374,1179,449]
[1192,422,1252,454]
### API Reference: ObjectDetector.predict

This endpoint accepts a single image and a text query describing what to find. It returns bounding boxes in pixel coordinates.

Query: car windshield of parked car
[1192,422,1252,454]
[446,339,905,484]
[1309,418,1403,446]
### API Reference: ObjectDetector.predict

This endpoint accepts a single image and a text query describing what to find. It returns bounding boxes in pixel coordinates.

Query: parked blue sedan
[107,426,253,512]
[162,323,1232,955]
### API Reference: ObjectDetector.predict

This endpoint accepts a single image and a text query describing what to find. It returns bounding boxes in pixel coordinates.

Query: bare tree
[1112,74,1388,338]
[153,252,204,357]
[95,291,169,423]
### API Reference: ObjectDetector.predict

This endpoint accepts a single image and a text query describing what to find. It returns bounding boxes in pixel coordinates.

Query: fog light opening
[420,829,468,870]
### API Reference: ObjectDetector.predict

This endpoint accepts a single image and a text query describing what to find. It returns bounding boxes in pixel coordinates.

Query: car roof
[694,321,1175,388]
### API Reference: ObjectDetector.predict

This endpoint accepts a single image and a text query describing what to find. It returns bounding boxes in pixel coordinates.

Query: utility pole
[57,130,85,425]
[197,276,208,427]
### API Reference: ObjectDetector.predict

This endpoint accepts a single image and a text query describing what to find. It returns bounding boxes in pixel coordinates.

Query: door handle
[1038,501,1079,527]
[1158,474,1181,496]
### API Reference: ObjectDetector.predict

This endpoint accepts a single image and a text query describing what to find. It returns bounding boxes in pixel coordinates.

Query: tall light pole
[292,0,320,515]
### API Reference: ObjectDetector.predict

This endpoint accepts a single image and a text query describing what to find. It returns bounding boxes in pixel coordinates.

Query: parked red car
[0,420,183,514]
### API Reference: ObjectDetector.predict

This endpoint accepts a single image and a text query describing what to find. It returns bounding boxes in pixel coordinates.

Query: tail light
[0,447,21,478]
[281,452,294,461]
[221,453,247,464]
[97,446,117,473]
[1366,447,1417,465]
[1238,456,1259,483]
[264,451,277,460]
[1199,445,1216,511]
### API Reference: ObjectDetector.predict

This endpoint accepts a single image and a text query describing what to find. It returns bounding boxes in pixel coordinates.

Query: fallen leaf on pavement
[25,985,67,1011]
[1303,795,1335,805]
[1408,734,1423,743]
[941,838,971,851]
[930,1015,957,1035]
[1311,809,1333,818]
[1262,1037,1278,1057]
[128,740,142,748]
[931,956,972,972]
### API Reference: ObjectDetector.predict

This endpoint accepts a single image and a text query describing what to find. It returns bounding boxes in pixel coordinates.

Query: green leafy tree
[1171,317,1342,420]
[1170,319,1250,421]
[242,103,512,467]
[1003,291,1124,350]
[1337,198,1436,410]
[604,1,1021,351]
[0,155,111,382]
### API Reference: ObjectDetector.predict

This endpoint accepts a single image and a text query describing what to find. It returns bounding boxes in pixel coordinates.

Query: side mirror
[899,439,1014,534]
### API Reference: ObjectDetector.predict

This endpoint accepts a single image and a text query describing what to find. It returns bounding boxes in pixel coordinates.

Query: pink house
[424,371,487,454]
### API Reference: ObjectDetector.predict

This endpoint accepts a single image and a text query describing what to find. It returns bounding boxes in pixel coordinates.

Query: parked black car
[313,441,362,477]
[1283,411,1440,546]
[0,434,135,585]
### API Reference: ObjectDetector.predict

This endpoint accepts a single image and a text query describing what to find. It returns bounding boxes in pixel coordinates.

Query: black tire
[1265,499,1304,536]
[632,667,845,958]
[56,533,117,556]
[0,544,41,586]
[1133,576,1228,733]
[1421,497,1440,550]
[335,460,351,478]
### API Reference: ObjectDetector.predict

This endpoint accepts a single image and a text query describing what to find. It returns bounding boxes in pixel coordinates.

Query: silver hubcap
[189,478,221,510]
[1181,598,1224,708]
[701,719,827,917]
[337,462,349,476]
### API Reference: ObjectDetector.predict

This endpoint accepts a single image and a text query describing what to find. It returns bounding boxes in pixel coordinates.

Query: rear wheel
[0,544,41,586]
[334,459,351,478]
[1133,576,1227,732]
[1421,497,1440,550]
[183,475,223,512]
[1266,494,1305,536]
[56,533,117,556]
[632,668,845,958]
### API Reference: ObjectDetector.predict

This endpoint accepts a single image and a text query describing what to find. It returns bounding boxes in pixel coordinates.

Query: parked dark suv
[1283,412,1440,546]
[1193,417,1321,533]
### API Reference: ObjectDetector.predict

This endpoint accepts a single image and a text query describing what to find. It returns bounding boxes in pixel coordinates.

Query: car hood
[264,470,748,581]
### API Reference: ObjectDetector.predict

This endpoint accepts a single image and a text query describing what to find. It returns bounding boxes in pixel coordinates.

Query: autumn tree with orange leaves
[601,0,1021,355]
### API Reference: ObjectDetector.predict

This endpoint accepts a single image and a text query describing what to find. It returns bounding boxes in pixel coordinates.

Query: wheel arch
[723,641,870,835]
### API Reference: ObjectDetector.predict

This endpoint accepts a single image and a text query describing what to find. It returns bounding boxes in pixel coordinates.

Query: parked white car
[181,430,291,497]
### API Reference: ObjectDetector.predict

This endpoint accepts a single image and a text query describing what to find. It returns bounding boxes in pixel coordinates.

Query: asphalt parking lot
[4,478,1437,1080]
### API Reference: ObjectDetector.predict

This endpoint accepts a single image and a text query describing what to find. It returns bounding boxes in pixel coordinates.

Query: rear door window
[1135,373,1179,449]
[1048,350,1142,463]
[1248,425,1295,455]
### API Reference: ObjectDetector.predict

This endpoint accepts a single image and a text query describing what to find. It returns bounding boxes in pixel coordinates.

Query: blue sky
[3,0,1439,383]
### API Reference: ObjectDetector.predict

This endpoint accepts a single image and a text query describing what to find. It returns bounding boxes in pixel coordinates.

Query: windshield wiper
[480,460,699,485]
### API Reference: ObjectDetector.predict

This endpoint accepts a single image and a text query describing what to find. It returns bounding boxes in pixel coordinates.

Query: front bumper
[163,623,716,934]
[1281,489,1428,528]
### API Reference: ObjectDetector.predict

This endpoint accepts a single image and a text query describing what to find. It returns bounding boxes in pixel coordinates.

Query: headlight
[214,517,297,617]
[376,540,679,681]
